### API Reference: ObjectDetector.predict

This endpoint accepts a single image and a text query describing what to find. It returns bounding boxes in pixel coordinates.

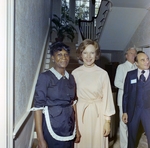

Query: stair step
[47,54,51,58]
[45,64,50,69]
[45,59,50,63]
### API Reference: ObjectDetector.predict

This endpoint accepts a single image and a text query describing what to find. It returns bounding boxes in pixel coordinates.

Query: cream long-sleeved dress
[72,65,115,148]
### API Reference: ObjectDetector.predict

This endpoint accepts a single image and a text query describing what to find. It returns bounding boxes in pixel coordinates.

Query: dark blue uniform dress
[34,68,76,148]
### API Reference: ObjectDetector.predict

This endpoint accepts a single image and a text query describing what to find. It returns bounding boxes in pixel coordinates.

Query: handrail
[78,19,85,40]
[78,0,112,41]
[79,16,96,40]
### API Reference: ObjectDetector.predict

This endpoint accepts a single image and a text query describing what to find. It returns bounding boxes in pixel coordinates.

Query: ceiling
[99,0,150,51]
[112,0,150,9]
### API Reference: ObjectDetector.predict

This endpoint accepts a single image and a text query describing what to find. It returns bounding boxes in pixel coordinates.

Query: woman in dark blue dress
[33,42,80,148]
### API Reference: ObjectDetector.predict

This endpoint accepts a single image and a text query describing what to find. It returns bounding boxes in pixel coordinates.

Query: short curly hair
[50,41,70,56]
[76,39,100,61]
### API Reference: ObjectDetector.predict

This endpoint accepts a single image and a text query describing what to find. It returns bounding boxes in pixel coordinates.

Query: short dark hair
[134,51,145,62]
[50,42,70,55]
[76,39,101,60]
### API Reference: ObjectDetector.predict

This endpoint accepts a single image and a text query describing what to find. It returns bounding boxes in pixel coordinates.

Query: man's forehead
[138,53,148,59]
[128,49,136,53]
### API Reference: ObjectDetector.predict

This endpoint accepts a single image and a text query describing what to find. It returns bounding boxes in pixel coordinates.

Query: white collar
[138,68,149,74]
[49,67,69,80]
[126,60,135,68]
[137,68,149,80]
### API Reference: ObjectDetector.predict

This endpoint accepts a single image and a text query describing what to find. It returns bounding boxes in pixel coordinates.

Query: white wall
[15,0,50,125]
[126,11,150,48]
[0,0,14,147]
[143,48,150,58]
[0,1,8,147]
[99,7,148,50]
[52,0,61,17]
[14,0,51,147]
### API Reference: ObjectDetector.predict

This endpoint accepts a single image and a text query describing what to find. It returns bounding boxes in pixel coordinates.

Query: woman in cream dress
[72,39,115,148]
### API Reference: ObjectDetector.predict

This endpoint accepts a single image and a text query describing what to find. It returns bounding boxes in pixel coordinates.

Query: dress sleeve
[102,73,115,119]
[34,73,48,108]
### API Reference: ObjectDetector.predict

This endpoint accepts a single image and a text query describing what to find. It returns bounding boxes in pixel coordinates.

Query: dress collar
[49,67,69,80]
[82,64,98,72]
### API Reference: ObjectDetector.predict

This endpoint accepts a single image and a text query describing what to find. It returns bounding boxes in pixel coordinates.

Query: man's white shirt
[114,61,137,106]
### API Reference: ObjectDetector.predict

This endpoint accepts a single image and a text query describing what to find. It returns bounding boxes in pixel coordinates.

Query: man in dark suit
[122,51,150,148]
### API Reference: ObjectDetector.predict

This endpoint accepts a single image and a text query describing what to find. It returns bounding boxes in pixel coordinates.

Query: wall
[100,10,150,69]
[0,1,10,147]
[143,48,150,58]
[126,11,150,49]
[52,0,61,17]
[15,114,34,148]
[100,7,147,50]
[96,50,124,69]
[14,0,51,147]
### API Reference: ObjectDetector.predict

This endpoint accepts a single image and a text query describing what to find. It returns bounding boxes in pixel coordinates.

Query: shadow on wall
[95,56,110,69]
[95,56,119,87]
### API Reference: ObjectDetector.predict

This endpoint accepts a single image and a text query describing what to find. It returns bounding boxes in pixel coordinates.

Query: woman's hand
[103,120,111,137]
[35,110,48,148]
[38,139,48,148]
[73,103,81,143]
[74,129,81,143]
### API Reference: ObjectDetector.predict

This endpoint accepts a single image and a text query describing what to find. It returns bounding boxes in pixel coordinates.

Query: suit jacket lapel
[146,69,150,81]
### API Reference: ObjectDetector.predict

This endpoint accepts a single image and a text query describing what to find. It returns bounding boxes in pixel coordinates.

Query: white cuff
[105,116,111,120]
[30,107,44,111]
[73,100,77,106]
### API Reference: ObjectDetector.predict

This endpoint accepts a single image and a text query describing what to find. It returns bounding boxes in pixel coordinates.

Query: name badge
[131,79,137,84]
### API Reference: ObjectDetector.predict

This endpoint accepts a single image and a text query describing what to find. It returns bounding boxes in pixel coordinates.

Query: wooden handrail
[100,18,105,22]
[105,1,110,6]
[78,19,85,40]
[103,10,108,15]
[78,0,112,41]
[98,26,103,30]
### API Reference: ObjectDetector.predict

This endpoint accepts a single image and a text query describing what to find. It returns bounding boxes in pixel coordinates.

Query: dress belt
[81,99,101,123]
